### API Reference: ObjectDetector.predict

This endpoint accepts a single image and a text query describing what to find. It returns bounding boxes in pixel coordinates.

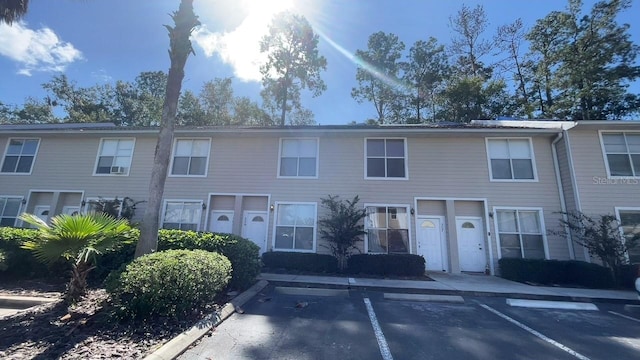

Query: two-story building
[1,120,638,274]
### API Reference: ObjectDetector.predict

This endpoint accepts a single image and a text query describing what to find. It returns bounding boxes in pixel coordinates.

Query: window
[83,197,123,217]
[94,138,134,175]
[162,201,202,231]
[601,132,640,177]
[487,138,536,180]
[496,209,545,259]
[279,138,318,177]
[365,206,409,254]
[274,203,316,251]
[618,209,640,263]
[170,139,210,176]
[0,197,22,227]
[365,138,407,179]
[1,138,39,174]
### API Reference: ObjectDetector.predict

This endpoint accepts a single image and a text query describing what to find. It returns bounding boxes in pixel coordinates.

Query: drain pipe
[551,132,575,259]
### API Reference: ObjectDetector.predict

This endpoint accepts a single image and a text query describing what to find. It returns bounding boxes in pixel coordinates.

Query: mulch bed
[0,283,218,359]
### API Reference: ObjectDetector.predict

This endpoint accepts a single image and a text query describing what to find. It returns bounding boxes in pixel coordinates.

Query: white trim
[364,137,409,180]
[564,131,589,262]
[277,137,320,179]
[168,137,211,178]
[161,199,204,231]
[271,201,318,253]
[0,195,26,227]
[551,133,575,259]
[92,137,136,176]
[363,203,412,254]
[485,137,538,182]
[0,137,41,175]
[598,130,640,179]
[493,206,549,260]
[614,207,640,263]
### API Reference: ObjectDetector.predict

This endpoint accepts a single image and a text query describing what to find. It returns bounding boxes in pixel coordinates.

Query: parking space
[179,286,640,360]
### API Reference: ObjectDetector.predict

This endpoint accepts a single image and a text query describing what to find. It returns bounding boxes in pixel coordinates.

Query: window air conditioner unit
[110,166,126,174]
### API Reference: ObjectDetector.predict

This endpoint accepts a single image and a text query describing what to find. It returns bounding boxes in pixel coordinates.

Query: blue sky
[0,0,638,125]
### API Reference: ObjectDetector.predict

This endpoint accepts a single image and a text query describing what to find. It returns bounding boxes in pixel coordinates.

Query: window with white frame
[366,138,407,178]
[487,138,535,180]
[601,132,640,177]
[171,139,210,176]
[95,138,134,175]
[279,138,318,177]
[618,209,640,263]
[162,201,202,231]
[496,209,545,259]
[274,203,316,251]
[365,206,409,254]
[1,138,39,174]
[0,197,22,227]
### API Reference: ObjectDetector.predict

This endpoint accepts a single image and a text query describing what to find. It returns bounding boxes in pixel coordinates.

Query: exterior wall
[0,127,571,274]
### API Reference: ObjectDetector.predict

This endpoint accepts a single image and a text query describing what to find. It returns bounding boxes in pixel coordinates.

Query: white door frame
[416,215,448,272]
[242,210,268,254]
[456,216,486,272]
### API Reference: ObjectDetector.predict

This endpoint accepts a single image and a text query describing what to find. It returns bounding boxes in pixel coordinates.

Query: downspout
[551,132,575,259]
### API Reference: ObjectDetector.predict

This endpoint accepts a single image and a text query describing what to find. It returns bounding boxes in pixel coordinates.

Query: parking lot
[180,285,640,360]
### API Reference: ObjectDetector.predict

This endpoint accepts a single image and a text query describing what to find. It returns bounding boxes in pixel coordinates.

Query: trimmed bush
[158,230,260,290]
[0,227,63,279]
[498,258,615,289]
[347,254,426,277]
[262,251,338,273]
[107,249,231,319]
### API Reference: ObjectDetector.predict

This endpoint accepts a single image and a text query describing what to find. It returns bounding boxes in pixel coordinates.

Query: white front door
[456,217,486,272]
[62,206,80,216]
[416,216,447,272]
[34,205,50,223]
[242,211,268,254]
[209,210,234,233]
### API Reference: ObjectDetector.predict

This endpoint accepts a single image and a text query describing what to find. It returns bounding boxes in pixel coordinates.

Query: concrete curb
[143,280,269,360]
[265,280,640,305]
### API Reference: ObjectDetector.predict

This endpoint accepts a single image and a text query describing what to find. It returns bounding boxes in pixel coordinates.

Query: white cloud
[192,0,294,82]
[0,21,83,76]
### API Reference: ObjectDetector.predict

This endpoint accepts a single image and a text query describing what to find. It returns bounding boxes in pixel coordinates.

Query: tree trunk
[136,0,200,258]
[65,262,93,303]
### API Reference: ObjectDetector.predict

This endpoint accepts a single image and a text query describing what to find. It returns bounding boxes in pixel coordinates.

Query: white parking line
[479,303,591,360]
[363,298,393,360]
[608,311,640,323]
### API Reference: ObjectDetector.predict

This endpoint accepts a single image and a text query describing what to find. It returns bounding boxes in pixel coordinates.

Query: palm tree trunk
[136,0,200,258]
[66,262,93,303]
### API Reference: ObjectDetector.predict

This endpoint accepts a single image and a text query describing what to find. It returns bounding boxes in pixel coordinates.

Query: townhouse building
[0,120,638,274]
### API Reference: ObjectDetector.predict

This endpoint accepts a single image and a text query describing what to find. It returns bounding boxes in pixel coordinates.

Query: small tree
[20,212,134,302]
[553,211,640,282]
[318,195,367,271]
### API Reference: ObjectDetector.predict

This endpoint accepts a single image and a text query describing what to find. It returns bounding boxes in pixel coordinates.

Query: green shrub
[347,254,425,277]
[617,264,640,289]
[262,251,339,273]
[107,249,231,319]
[158,230,260,290]
[0,227,57,279]
[498,258,615,289]
[0,249,7,272]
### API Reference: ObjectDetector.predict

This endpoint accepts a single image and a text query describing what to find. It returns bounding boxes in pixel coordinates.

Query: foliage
[260,11,327,126]
[107,249,231,319]
[351,31,405,124]
[0,227,53,279]
[261,251,338,273]
[551,212,640,278]
[347,254,425,277]
[318,195,367,271]
[0,249,7,271]
[448,4,493,79]
[19,212,134,301]
[0,0,30,25]
[498,258,616,289]
[157,230,260,290]
[87,197,144,221]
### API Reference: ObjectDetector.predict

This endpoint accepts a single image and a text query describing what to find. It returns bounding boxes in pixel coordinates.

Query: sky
[0,0,639,125]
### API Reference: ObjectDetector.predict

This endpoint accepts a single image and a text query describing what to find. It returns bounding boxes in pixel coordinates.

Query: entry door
[456,217,486,272]
[242,211,268,254]
[34,205,50,223]
[62,206,80,216]
[416,217,447,272]
[209,210,234,233]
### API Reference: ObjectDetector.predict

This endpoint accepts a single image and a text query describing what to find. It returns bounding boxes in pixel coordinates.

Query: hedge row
[262,251,426,277]
[0,227,260,290]
[498,258,616,289]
